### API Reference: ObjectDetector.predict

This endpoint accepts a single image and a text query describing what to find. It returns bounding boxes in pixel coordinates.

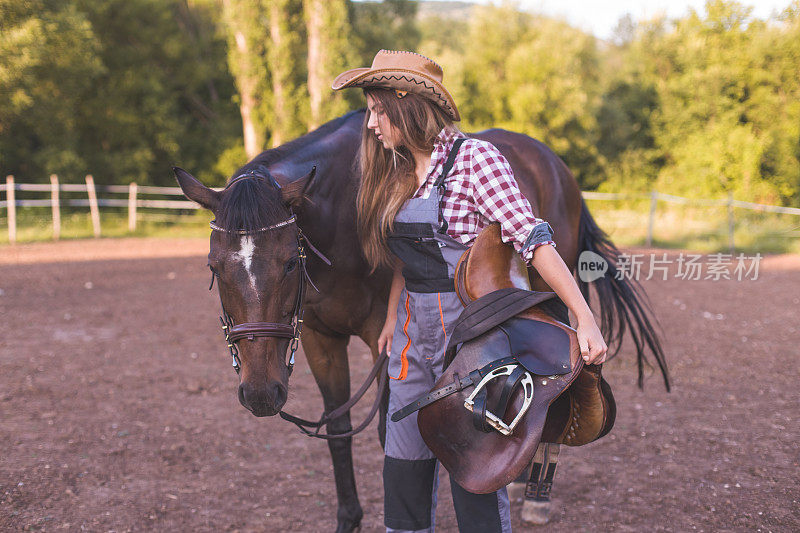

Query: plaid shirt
[412,127,556,264]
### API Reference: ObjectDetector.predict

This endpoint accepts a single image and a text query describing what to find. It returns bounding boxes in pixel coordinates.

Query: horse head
[174,165,318,417]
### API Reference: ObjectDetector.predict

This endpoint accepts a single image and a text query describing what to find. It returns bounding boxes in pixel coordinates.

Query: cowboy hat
[331,49,461,121]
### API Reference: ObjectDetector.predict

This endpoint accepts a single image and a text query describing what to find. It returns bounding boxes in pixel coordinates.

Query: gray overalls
[383,138,512,533]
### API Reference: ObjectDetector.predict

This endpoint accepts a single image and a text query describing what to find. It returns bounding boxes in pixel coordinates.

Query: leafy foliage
[1,0,798,207]
[1,0,239,186]
[600,0,800,202]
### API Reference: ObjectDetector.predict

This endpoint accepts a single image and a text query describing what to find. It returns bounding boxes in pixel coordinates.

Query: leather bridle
[208,172,331,376]
[205,173,388,440]
[209,213,323,376]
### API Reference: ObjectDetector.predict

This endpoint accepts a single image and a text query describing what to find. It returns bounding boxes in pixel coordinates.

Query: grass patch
[583,199,800,255]
[0,208,212,245]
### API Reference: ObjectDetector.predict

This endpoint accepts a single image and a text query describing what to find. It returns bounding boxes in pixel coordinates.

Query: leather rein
[207,175,388,440]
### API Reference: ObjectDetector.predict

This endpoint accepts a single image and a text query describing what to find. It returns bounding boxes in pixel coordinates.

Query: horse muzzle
[238,380,287,417]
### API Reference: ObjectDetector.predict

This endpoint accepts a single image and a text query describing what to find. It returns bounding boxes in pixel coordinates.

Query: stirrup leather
[463,364,534,436]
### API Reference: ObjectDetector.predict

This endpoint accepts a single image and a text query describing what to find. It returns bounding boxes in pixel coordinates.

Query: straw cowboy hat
[331,49,461,121]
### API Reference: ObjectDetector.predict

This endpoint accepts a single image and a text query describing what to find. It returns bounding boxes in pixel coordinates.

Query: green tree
[1,0,239,185]
[304,0,353,129]
[419,1,604,188]
[344,0,420,110]
[78,0,239,185]
[618,0,800,202]
[0,0,104,179]
[270,0,307,144]
[221,0,270,159]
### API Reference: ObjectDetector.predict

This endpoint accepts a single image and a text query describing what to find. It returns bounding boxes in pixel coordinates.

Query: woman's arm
[378,258,405,357]
[529,244,607,364]
[468,140,607,364]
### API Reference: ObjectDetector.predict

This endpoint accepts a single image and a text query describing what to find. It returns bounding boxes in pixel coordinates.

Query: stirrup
[463,364,534,435]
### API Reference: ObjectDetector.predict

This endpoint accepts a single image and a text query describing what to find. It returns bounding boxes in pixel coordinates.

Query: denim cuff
[521,221,554,253]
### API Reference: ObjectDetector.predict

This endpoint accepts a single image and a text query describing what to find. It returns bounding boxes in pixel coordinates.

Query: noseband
[208,174,330,376]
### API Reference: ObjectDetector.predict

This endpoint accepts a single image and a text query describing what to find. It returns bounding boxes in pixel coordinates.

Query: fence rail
[0,175,218,243]
[2,175,800,248]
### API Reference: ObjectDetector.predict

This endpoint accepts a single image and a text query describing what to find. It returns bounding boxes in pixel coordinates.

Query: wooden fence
[0,175,204,243]
[581,190,800,250]
[2,175,800,249]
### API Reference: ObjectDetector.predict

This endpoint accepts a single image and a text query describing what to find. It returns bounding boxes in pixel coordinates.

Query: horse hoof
[335,520,361,533]
[507,481,526,503]
[521,499,551,525]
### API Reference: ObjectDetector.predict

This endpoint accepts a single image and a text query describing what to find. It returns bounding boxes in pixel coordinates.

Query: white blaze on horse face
[235,235,259,296]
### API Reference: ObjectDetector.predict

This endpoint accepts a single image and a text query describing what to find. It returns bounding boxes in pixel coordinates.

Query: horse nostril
[271,383,287,409]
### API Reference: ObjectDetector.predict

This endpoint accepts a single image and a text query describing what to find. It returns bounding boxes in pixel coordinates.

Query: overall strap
[434,137,467,234]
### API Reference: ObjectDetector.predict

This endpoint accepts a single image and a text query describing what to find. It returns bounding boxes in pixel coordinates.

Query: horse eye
[285,257,299,274]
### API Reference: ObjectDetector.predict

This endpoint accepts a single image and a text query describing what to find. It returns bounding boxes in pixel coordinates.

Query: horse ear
[281,166,317,208]
[173,166,221,212]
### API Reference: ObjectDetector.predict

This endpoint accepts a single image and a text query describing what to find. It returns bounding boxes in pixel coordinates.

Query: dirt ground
[1,237,798,532]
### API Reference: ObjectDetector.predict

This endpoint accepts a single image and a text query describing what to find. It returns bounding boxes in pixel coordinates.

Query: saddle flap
[498,317,571,376]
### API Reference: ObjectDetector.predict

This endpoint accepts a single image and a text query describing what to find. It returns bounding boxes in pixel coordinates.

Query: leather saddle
[392,223,616,494]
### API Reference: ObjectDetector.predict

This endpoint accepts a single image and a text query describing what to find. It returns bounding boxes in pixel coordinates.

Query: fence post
[646,190,658,247]
[6,175,15,244]
[128,182,138,232]
[85,174,101,238]
[50,174,61,240]
[727,192,735,253]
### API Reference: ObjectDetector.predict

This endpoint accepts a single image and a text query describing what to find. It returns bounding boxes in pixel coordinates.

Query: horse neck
[267,122,365,280]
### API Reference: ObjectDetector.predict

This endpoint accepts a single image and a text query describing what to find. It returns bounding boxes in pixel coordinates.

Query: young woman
[332,49,607,533]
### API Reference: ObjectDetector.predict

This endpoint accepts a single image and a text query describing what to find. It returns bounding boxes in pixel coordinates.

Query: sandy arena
[1,238,798,532]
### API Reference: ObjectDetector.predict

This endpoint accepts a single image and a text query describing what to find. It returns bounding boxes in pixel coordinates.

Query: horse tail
[576,197,671,391]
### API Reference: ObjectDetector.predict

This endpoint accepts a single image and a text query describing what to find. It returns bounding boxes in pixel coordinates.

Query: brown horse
[175,108,669,532]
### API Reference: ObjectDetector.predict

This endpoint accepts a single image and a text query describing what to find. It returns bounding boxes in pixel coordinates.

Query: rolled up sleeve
[469,141,556,265]
[520,221,556,261]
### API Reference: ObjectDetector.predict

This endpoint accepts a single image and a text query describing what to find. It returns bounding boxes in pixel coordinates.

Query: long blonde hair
[356,87,463,272]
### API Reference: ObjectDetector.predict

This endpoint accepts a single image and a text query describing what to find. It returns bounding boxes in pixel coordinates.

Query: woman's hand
[377,316,396,357]
[576,314,608,365]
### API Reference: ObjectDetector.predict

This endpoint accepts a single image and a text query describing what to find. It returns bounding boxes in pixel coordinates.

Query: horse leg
[302,327,363,533]
[513,442,560,525]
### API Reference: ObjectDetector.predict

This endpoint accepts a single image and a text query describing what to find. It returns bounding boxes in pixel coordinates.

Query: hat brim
[331,67,460,122]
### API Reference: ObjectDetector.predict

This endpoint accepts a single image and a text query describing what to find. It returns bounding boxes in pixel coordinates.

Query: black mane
[216,178,289,233]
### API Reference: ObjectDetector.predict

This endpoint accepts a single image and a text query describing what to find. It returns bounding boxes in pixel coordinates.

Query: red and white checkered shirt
[412,127,556,264]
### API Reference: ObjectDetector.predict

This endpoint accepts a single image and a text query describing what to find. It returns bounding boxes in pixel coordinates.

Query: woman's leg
[450,478,512,533]
[384,293,441,533]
